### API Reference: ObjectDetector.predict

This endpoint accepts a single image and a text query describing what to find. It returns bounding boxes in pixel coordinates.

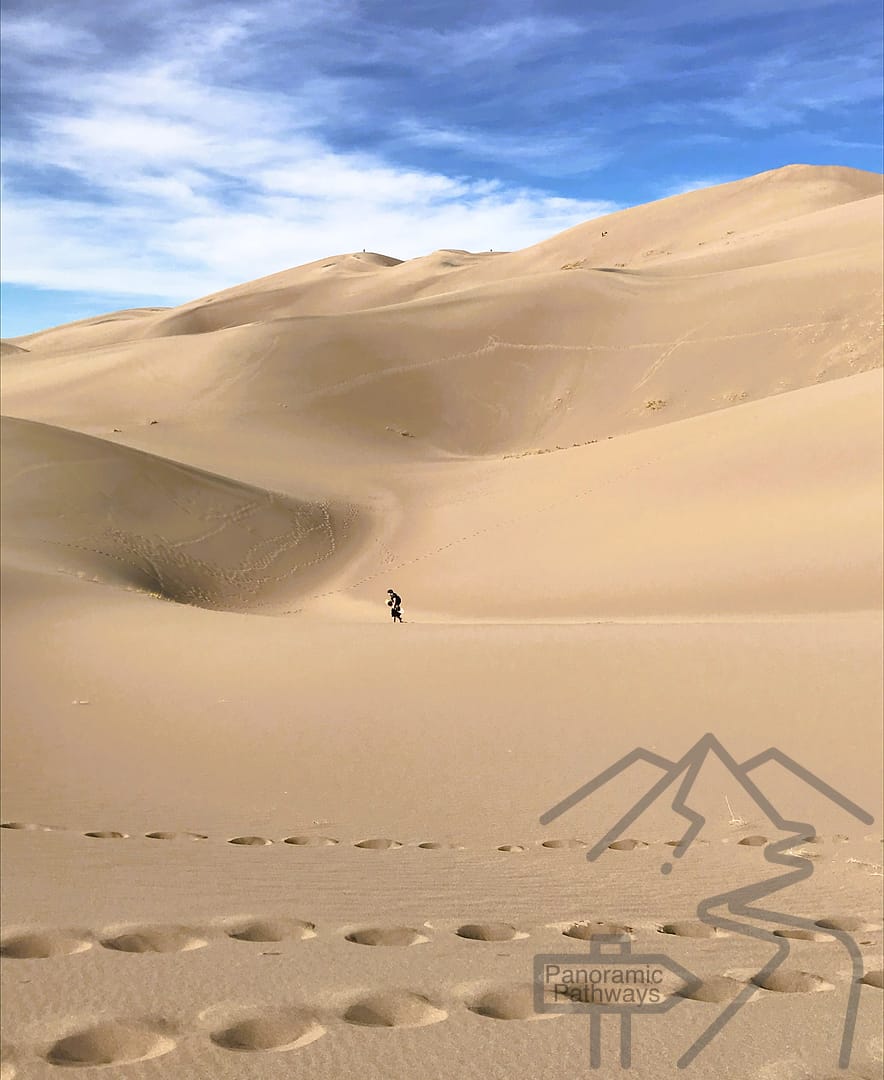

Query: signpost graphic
[535,936,700,1068]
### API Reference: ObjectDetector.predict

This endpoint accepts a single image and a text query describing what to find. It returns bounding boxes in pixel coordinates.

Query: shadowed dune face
[0,165,882,619]
[0,417,366,612]
[0,168,881,1080]
[0,342,29,357]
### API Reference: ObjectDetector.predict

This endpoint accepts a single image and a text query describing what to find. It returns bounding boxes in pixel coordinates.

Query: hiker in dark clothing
[387,589,403,623]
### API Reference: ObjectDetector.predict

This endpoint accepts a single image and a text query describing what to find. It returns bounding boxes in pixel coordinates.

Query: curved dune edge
[3,369,881,622]
[2,168,881,459]
[1,166,881,621]
[0,416,368,613]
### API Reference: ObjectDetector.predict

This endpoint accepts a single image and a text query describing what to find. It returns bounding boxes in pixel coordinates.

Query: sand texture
[2,165,883,1079]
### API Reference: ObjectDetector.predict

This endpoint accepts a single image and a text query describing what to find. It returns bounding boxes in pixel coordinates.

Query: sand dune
[3,168,880,465]
[2,166,882,1080]
[4,368,879,618]
[1,416,365,610]
[329,369,882,621]
[0,342,29,357]
[5,163,879,346]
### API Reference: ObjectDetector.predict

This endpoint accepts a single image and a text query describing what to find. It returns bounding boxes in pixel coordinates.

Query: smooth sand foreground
[1,165,882,1079]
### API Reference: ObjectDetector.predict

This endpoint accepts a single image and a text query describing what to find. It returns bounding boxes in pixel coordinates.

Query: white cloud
[1,177,617,301]
[3,0,879,315]
[257,157,473,202]
[0,5,619,302]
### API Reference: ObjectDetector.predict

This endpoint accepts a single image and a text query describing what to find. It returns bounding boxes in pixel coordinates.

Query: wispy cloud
[0,0,881,330]
[0,13,101,55]
[394,120,615,177]
[0,4,618,302]
[713,40,884,129]
[1,30,620,298]
[370,13,586,71]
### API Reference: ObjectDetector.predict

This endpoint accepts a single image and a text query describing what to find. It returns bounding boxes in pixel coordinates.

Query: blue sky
[1,0,882,337]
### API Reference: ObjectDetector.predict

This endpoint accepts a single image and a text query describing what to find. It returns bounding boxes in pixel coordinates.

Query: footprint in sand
[84,831,128,839]
[658,921,727,939]
[1,932,92,959]
[773,928,830,941]
[608,839,649,851]
[497,844,527,853]
[1,822,59,832]
[815,916,879,933]
[226,919,316,943]
[860,970,883,988]
[418,842,465,850]
[345,928,428,946]
[283,835,339,846]
[354,838,402,850]
[342,991,447,1028]
[752,969,833,993]
[145,831,208,841]
[467,985,556,1021]
[228,836,273,846]
[677,976,752,1003]
[737,835,769,847]
[211,1010,325,1052]
[541,839,586,849]
[44,1021,176,1067]
[456,923,527,942]
[562,922,632,941]
[99,927,208,953]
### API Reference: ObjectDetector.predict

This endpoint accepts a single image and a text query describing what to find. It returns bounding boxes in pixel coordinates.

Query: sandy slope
[1,417,366,610]
[4,368,880,619]
[2,166,881,459]
[1,166,882,1080]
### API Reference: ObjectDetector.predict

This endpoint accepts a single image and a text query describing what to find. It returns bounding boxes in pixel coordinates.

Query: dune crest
[2,153,883,1080]
[3,167,881,462]
[1,165,882,616]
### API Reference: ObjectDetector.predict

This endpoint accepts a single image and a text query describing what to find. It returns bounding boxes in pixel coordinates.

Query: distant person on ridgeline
[387,589,403,623]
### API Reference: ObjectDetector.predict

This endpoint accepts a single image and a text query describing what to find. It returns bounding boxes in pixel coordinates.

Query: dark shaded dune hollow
[0,416,367,612]
[0,165,882,619]
[0,165,882,1080]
